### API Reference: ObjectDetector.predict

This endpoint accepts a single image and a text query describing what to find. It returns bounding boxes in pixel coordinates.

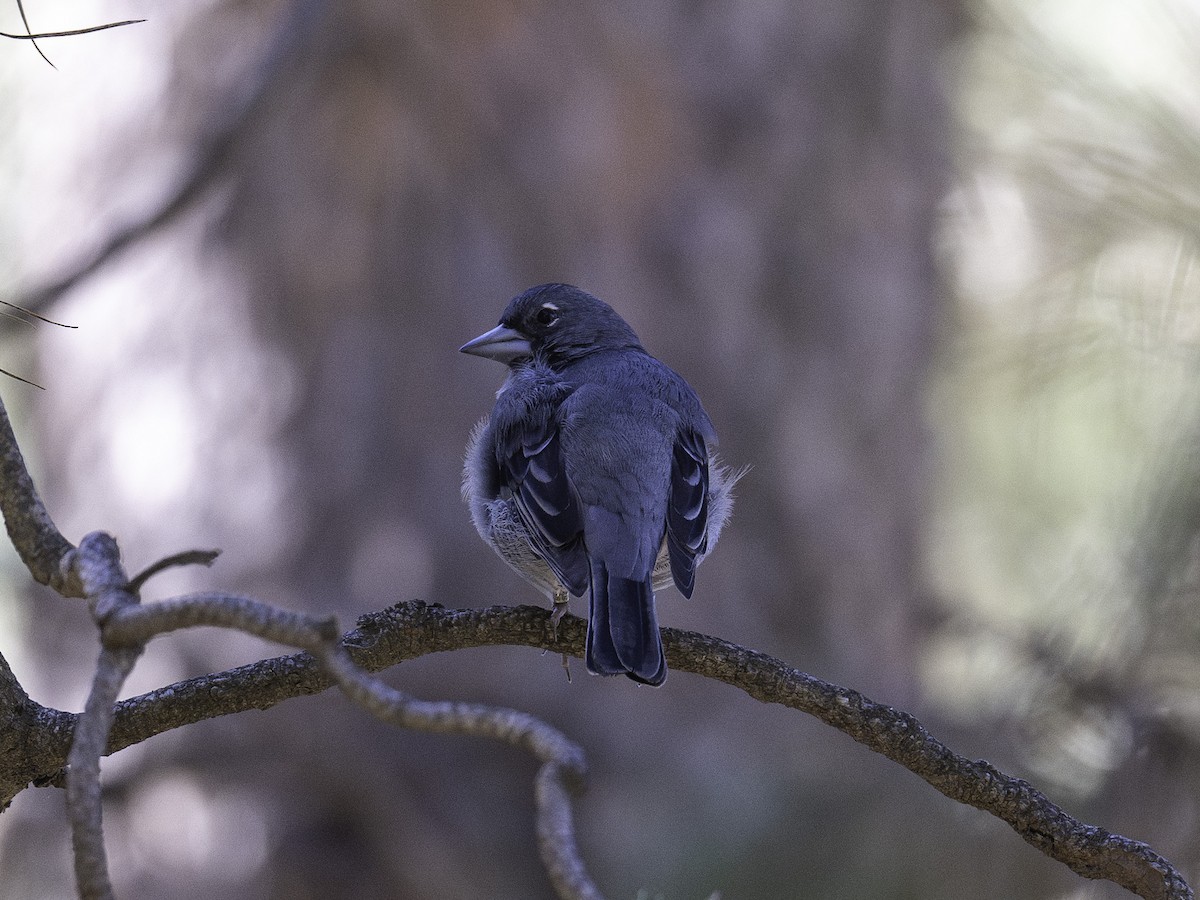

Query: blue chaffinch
[462,284,739,685]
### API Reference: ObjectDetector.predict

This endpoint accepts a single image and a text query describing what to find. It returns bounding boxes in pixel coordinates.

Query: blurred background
[1,0,1199,897]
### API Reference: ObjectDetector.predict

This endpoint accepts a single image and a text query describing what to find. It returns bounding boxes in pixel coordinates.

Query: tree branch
[0,394,80,596]
[318,646,599,900]
[4,600,1187,900]
[126,548,220,593]
[66,532,141,900]
[67,643,140,900]
[11,0,52,69]
[53,533,604,900]
[0,19,144,42]
[0,367,1185,898]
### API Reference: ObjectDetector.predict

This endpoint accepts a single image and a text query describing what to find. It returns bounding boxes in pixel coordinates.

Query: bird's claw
[549,589,568,642]
[549,590,572,681]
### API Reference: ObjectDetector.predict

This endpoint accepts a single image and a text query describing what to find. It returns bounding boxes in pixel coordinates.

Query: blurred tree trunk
[8,1,965,898]
[210,1,959,895]
[223,0,957,697]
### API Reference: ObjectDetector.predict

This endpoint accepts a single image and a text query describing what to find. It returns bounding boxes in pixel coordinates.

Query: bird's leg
[550,587,572,681]
[549,587,569,641]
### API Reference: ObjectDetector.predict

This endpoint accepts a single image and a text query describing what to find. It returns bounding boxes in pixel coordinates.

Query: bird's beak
[459,324,533,364]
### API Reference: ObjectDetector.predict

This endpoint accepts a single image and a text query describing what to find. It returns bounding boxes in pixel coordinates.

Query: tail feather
[585,561,665,686]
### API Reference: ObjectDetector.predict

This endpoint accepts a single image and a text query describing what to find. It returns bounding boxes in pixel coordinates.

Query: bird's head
[460,284,643,368]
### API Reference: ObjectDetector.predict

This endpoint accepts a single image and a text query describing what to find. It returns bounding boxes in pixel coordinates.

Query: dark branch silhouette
[2,0,139,73]
[11,0,51,67]
[0,16,143,45]
[0,301,77,389]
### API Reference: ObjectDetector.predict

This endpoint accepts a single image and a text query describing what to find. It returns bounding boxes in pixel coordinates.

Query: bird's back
[460,284,733,686]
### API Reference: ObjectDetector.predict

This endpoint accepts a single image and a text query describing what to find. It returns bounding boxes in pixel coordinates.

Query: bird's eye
[535,306,559,326]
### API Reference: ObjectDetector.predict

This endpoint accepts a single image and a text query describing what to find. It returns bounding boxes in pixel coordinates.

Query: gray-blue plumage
[461,283,739,685]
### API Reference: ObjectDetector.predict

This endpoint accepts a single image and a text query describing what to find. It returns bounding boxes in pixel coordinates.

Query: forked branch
[0,383,1188,899]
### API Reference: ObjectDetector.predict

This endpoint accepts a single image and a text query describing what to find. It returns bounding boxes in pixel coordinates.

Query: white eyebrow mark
[542,302,559,311]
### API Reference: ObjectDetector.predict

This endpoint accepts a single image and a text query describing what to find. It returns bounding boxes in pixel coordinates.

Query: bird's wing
[665,425,710,599]
[560,354,714,598]
[493,373,589,596]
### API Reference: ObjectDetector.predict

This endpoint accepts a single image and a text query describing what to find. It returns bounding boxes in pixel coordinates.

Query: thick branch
[669,630,1191,900]
[0,395,79,595]
[52,552,604,900]
[7,601,1188,900]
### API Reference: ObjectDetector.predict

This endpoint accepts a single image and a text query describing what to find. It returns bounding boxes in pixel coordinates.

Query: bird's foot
[549,590,572,682]
[549,590,568,642]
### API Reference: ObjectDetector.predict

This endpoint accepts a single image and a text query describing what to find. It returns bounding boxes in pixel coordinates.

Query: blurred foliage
[932,0,1200,829]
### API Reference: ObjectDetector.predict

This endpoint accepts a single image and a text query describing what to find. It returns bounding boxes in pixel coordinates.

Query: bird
[460,283,740,685]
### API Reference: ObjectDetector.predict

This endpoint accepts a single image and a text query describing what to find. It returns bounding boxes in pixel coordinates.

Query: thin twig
[127,548,221,594]
[0,368,43,390]
[0,299,77,327]
[0,300,76,388]
[12,0,52,66]
[0,19,144,41]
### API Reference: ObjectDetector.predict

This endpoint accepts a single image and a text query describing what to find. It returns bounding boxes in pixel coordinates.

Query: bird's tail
[586,561,666,686]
